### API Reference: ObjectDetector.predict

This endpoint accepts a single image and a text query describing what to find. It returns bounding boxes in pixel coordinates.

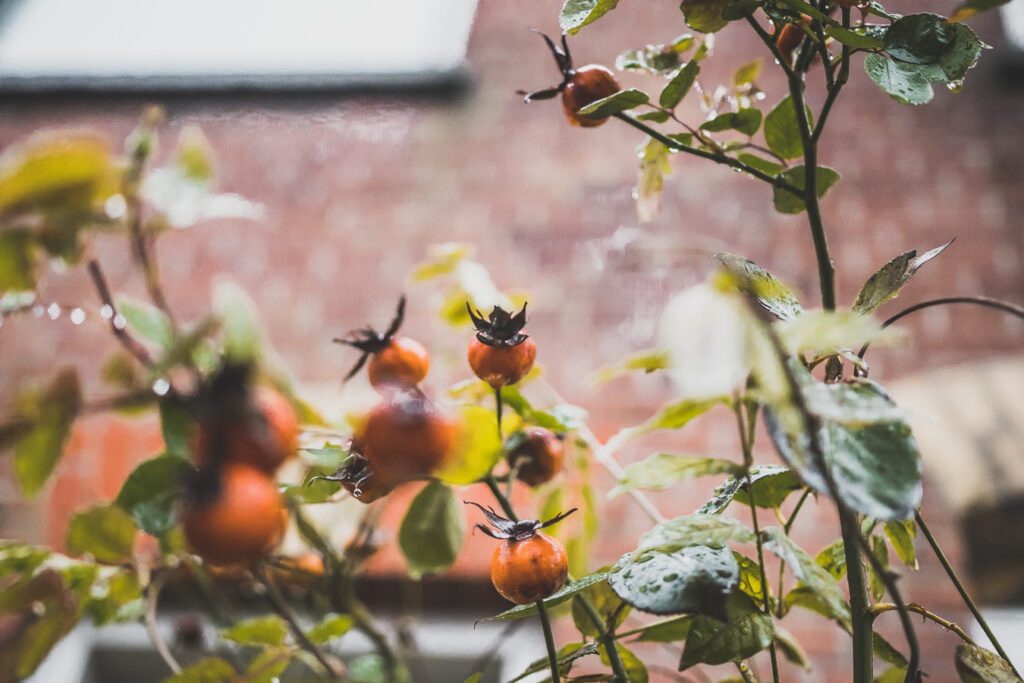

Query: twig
[256,565,344,680]
[612,113,803,198]
[87,258,156,369]
[145,572,182,675]
[916,511,1021,677]
[812,8,853,144]
[870,602,975,645]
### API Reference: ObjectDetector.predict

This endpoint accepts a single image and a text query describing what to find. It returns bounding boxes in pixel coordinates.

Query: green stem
[612,112,803,198]
[916,511,1021,677]
[784,488,812,535]
[579,598,629,682]
[839,511,874,683]
[536,599,562,682]
[735,403,780,683]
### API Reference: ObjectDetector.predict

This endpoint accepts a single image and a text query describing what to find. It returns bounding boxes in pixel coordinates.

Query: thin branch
[536,600,562,682]
[812,8,853,145]
[916,511,1022,678]
[256,566,344,680]
[87,258,156,369]
[145,572,182,675]
[746,15,797,80]
[870,602,975,645]
[612,113,803,198]
[858,296,1024,369]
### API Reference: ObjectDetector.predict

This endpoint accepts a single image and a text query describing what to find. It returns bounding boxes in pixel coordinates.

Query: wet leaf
[698,465,803,514]
[489,573,608,621]
[397,481,464,577]
[65,504,137,564]
[660,61,701,109]
[826,25,884,49]
[510,642,599,682]
[680,0,735,33]
[639,514,754,551]
[715,253,802,320]
[700,109,762,136]
[775,626,811,669]
[762,527,850,624]
[679,592,774,669]
[572,567,631,636]
[116,453,192,536]
[884,519,918,569]
[633,615,692,642]
[733,59,762,86]
[865,53,936,105]
[609,544,738,618]
[613,395,728,445]
[612,453,740,498]
[576,89,650,118]
[560,0,620,34]
[852,240,953,314]
[955,642,1023,683]
[600,643,648,683]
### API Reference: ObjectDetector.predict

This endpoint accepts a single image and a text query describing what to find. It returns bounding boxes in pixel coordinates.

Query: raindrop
[47,303,61,320]
[105,194,127,220]
[946,79,964,93]
[100,304,114,320]
[69,308,86,325]
[152,378,171,396]
[113,314,127,331]
[755,91,766,101]
[32,304,45,318]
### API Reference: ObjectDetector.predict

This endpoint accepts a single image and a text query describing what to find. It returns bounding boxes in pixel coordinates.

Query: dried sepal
[520,30,575,103]
[333,295,406,380]
[466,302,530,347]
[465,501,577,541]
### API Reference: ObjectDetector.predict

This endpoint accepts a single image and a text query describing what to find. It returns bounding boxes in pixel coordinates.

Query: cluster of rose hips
[181,366,299,567]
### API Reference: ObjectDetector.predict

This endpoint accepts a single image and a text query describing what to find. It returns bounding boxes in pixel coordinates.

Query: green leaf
[412,242,470,281]
[951,0,1011,21]
[213,279,263,362]
[736,153,785,177]
[636,110,672,123]
[816,540,847,580]
[698,465,803,514]
[660,62,701,109]
[955,642,1023,683]
[165,657,237,683]
[560,0,620,34]
[510,642,599,682]
[826,25,884,49]
[633,615,692,642]
[775,626,811,669]
[601,643,648,683]
[117,296,173,349]
[733,59,762,86]
[435,405,502,486]
[868,534,889,601]
[639,514,754,551]
[306,613,353,644]
[715,253,802,320]
[764,96,812,161]
[0,230,36,293]
[463,675,483,683]
[722,0,761,20]
[222,615,288,646]
[0,136,116,217]
[576,89,650,118]
[874,631,909,667]
[397,481,464,577]
[777,310,896,361]
[864,53,936,105]
[765,374,923,520]
[680,0,735,33]
[65,504,137,564]
[116,453,192,536]
[615,396,728,444]
[349,654,412,683]
[588,348,670,385]
[609,544,738,619]
[244,647,290,683]
[159,398,194,459]
[13,369,81,495]
[884,519,918,569]
[489,572,608,620]
[884,13,959,64]
[772,165,841,214]
[700,109,762,136]
[852,240,953,314]
[762,527,850,624]
[572,568,631,636]
[612,453,740,498]
[679,592,774,669]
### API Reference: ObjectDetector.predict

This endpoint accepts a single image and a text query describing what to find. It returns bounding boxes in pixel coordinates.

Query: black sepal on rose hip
[466,302,530,347]
[464,501,576,541]
[333,295,406,380]
[518,30,575,102]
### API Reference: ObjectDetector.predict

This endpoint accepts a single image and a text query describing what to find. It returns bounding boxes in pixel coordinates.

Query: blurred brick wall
[1,0,1022,679]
